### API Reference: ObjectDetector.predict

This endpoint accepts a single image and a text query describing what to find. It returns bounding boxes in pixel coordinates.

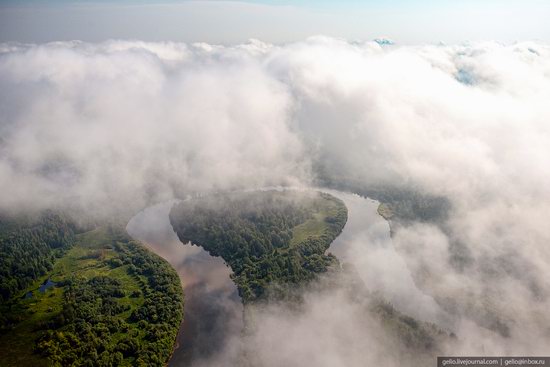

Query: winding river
[127,200,243,366]
[126,189,445,366]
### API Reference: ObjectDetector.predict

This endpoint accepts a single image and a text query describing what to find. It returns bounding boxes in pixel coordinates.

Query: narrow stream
[126,190,446,366]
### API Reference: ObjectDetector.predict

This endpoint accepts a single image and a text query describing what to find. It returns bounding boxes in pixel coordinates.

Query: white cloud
[2,37,550,363]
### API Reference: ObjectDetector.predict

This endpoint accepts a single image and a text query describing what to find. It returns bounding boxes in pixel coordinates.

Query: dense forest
[0,211,76,301]
[170,190,348,302]
[0,219,183,366]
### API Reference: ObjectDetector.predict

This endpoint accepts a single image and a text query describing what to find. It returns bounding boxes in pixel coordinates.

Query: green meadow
[0,226,183,367]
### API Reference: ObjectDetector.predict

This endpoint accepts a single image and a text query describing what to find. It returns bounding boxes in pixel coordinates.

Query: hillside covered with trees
[169,190,348,302]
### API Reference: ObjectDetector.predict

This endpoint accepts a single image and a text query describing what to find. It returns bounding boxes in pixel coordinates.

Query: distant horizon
[0,37,547,49]
[1,0,549,44]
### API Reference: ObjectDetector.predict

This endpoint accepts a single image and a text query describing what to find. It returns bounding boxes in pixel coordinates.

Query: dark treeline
[170,190,348,302]
[317,175,451,224]
[0,211,76,301]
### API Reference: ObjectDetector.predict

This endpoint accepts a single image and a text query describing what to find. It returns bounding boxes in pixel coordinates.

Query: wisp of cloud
[1,37,550,365]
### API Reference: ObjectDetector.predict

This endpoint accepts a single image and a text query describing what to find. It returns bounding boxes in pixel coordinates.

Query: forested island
[170,190,348,302]
[0,213,183,366]
[169,189,450,364]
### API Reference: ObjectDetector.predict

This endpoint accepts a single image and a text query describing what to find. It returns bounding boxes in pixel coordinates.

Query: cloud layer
[2,37,550,363]
[0,40,308,218]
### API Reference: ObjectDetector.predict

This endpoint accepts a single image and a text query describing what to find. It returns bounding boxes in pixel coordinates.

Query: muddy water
[126,200,243,366]
[126,190,445,366]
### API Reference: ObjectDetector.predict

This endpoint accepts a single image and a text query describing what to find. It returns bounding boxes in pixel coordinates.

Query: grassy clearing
[0,226,178,367]
[290,195,345,246]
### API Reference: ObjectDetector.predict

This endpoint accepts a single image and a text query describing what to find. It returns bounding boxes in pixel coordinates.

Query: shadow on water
[24,278,57,299]
[39,279,56,293]
[126,200,243,366]
[126,190,447,366]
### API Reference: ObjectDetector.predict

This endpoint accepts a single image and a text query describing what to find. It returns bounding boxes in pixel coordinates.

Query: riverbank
[127,201,243,366]
[128,188,450,366]
[0,225,183,367]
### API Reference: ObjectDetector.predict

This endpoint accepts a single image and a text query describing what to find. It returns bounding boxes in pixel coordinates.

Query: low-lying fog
[2,38,550,364]
[128,191,439,366]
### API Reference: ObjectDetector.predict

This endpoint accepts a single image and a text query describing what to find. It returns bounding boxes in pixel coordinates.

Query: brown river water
[126,189,445,366]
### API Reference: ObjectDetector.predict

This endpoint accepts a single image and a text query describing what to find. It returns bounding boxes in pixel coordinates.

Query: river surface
[127,200,243,366]
[126,189,444,366]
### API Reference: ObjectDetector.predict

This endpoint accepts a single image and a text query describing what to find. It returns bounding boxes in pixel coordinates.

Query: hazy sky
[1,0,549,44]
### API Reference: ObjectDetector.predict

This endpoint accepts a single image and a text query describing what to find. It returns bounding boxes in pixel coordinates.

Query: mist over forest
[1,37,550,365]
